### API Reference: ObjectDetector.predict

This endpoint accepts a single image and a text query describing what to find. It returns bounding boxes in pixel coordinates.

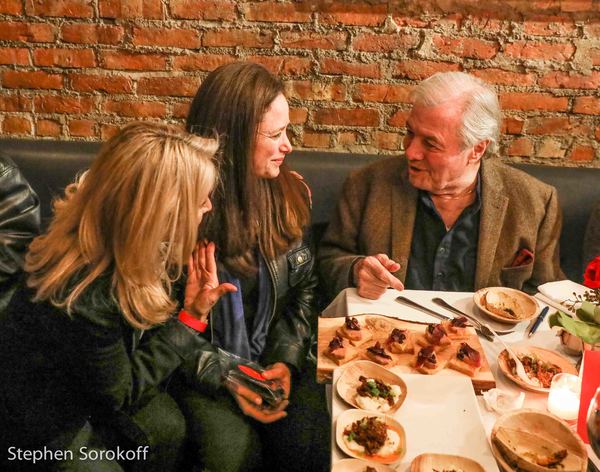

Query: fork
[431,298,514,336]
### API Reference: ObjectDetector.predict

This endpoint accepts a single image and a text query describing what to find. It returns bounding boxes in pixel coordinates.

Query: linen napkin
[535,279,589,313]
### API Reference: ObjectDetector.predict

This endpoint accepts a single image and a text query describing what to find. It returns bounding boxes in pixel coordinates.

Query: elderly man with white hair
[318,71,564,301]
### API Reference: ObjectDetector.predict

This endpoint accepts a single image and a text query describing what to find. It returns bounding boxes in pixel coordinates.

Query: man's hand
[353,254,404,299]
[225,377,289,424]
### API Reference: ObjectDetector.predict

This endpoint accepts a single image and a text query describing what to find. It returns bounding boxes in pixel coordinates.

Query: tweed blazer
[318,156,564,301]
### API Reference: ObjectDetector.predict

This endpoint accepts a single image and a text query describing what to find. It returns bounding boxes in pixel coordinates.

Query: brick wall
[0,0,598,166]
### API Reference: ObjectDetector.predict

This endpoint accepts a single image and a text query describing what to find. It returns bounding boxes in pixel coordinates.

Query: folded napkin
[535,279,589,313]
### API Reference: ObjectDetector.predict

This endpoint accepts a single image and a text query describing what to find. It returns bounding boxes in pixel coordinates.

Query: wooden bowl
[336,409,406,466]
[497,346,578,393]
[410,453,485,472]
[474,287,539,324]
[490,409,587,472]
[336,360,407,413]
[332,458,396,472]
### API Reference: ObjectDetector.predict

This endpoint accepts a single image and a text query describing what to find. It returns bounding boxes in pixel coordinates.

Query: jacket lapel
[475,159,509,288]
[391,162,418,281]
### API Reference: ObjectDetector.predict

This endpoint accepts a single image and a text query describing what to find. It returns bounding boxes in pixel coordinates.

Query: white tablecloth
[323,288,599,470]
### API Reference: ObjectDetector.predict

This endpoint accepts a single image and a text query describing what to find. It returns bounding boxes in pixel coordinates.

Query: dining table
[321,287,600,471]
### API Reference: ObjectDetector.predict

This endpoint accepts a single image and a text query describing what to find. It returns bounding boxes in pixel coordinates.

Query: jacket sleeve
[583,201,600,267]
[261,232,317,373]
[0,154,41,282]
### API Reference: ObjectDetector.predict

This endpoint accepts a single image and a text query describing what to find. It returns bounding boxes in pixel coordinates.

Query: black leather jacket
[180,236,317,394]
[0,153,40,312]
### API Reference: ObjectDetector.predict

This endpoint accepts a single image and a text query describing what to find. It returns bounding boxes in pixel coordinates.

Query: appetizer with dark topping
[386,328,414,354]
[366,342,393,365]
[324,334,358,365]
[415,346,437,369]
[355,376,401,412]
[342,416,402,458]
[508,353,561,388]
[448,342,483,377]
[424,323,451,347]
[336,315,373,345]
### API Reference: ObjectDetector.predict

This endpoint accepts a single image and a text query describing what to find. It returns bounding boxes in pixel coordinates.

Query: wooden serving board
[317,314,496,394]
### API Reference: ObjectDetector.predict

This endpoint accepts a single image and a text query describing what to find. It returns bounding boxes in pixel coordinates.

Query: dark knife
[527,306,550,338]
[395,296,494,342]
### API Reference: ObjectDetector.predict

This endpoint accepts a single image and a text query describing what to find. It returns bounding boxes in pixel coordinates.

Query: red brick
[171,0,236,20]
[61,23,124,45]
[539,71,600,90]
[138,76,201,97]
[574,96,600,115]
[243,2,311,22]
[318,2,388,26]
[34,95,95,114]
[0,95,32,112]
[592,48,600,67]
[373,131,400,151]
[172,102,191,119]
[504,41,575,61]
[101,51,167,71]
[285,81,345,101]
[569,145,594,162]
[561,0,593,12]
[99,0,162,19]
[37,119,62,137]
[432,36,498,59]
[596,127,600,141]
[501,117,525,135]
[25,0,93,18]
[0,21,56,42]
[353,84,413,104]
[100,123,120,140]
[203,29,274,48]
[463,17,508,35]
[280,31,346,51]
[0,47,29,65]
[393,60,461,80]
[3,115,31,135]
[0,0,22,15]
[507,137,534,157]
[103,100,166,118]
[392,16,429,28]
[538,138,565,159]
[387,109,409,127]
[527,117,590,136]
[584,22,600,38]
[353,32,419,52]
[70,74,133,94]
[523,19,577,36]
[500,92,568,112]
[33,48,96,68]
[314,108,379,127]
[320,58,380,79]
[3,70,63,90]
[68,119,96,137]
[289,108,308,125]
[173,54,235,71]
[302,130,330,148]
[338,131,360,146]
[471,68,536,86]
[245,56,312,76]
[132,27,200,48]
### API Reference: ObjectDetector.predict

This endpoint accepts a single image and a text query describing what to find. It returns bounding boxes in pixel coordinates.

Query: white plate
[332,373,500,471]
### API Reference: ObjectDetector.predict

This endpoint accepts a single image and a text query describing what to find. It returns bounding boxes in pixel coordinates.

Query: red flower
[583,256,600,289]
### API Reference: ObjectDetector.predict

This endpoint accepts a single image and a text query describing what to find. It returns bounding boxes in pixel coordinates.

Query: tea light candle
[547,373,581,421]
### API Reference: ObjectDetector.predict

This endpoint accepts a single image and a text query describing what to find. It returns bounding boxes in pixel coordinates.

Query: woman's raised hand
[184,241,237,322]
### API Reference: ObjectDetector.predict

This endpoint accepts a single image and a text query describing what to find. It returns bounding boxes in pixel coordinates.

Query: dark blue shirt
[405,179,481,291]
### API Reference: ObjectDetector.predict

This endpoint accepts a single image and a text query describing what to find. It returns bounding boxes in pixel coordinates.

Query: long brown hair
[186,62,309,276]
[25,122,218,329]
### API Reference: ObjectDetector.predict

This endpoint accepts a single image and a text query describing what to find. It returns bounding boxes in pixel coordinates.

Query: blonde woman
[0,122,235,471]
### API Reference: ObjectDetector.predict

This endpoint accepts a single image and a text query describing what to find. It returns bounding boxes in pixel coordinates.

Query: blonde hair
[25,122,218,329]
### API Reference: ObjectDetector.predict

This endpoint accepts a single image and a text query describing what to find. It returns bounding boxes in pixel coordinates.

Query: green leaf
[549,311,600,344]
[576,302,600,325]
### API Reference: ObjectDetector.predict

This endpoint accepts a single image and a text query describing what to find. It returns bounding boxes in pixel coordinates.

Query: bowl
[490,409,587,472]
[336,409,406,465]
[332,458,396,472]
[474,287,539,324]
[497,345,578,393]
[410,453,485,472]
[336,360,407,413]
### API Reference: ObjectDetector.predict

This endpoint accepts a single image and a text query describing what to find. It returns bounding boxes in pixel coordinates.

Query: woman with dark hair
[175,62,328,471]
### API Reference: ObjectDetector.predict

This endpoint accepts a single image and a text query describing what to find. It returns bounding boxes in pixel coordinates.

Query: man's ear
[469,140,489,163]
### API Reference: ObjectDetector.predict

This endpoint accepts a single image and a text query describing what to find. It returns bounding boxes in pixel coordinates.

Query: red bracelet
[178,309,208,333]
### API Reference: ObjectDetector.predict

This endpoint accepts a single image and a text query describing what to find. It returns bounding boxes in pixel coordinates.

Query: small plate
[336,360,407,413]
[336,409,406,465]
[410,453,485,472]
[491,409,587,472]
[497,346,577,393]
[332,458,396,472]
[474,287,539,324]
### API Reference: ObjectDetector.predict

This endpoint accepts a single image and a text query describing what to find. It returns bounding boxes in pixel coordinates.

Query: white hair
[411,71,501,157]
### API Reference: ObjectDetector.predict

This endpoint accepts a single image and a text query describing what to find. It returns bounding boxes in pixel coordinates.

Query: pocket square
[511,248,534,267]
